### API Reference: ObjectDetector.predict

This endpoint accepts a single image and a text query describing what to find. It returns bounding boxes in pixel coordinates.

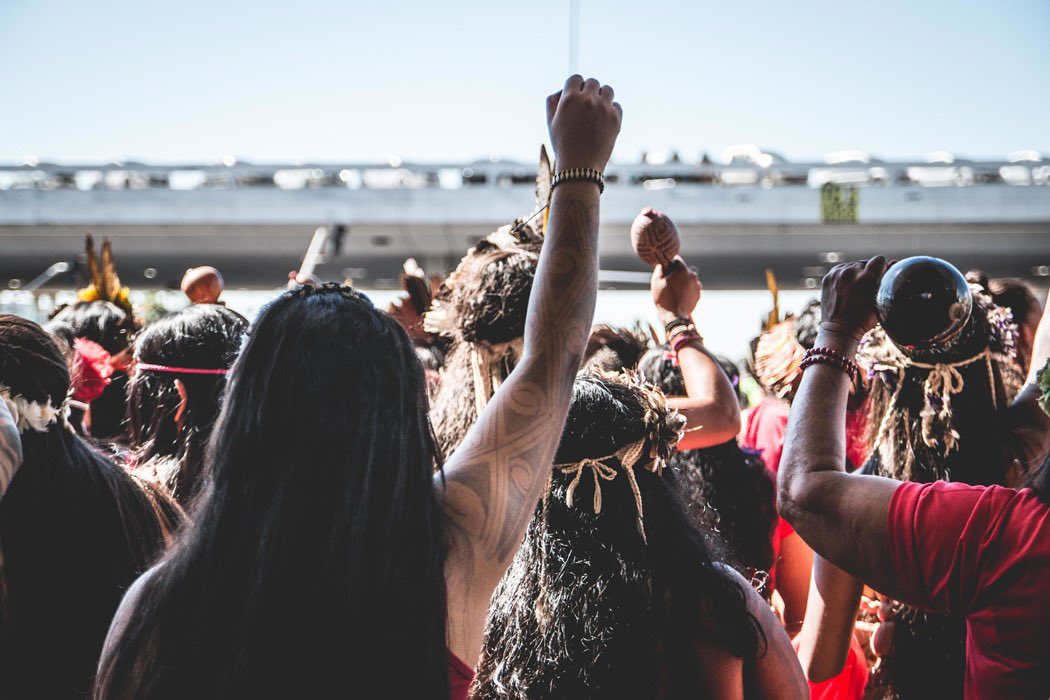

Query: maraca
[875,256,972,352]
[631,207,681,267]
[181,266,225,305]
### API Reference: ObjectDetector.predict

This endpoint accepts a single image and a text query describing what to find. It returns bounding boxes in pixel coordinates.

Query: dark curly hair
[582,324,650,373]
[639,348,777,589]
[472,371,763,699]
[430,243,539,456]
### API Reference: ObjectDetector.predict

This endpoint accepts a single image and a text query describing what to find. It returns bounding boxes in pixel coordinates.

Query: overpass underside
[0,221,1044,290]
[1,183,1047,290]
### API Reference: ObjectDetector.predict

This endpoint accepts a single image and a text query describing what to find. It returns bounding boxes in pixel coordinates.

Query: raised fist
[820,257,890,341]
[546,75,622,173]
[651,257,701,325]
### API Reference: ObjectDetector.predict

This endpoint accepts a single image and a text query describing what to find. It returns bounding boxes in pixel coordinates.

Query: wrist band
[799,347,859,383]
[667,323,697,343]
[664,317,692,334]
[671,332,703,355]
[551,167,605,194]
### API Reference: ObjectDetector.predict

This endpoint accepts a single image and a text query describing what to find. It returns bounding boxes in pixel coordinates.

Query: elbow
[675,402,741,451]
[776,467,806,531]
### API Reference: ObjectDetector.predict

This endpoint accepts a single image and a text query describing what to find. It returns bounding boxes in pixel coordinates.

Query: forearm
[796,556,864,683]
[0,399,23,500]
[671,341,741,449]
[777,328,899,592]
[522,181,600,375]
[778,329,855,505]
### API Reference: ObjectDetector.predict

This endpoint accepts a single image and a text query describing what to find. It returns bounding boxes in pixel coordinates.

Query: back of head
[96,284,448,698]
[127,305,248,508]
[51,300,137,355]
[474,371,761,698]
[0,315,179,697]
[51,300,139,440]
[583,324,650,373]
[859,288,1022,485]
[429,243,539,455]
[968,270,1041,371]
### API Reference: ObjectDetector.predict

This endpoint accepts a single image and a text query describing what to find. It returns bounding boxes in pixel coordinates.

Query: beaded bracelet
[551,167,605,194]
[800,347,859,383]
[664,316,693,334]
[667,323,697,343]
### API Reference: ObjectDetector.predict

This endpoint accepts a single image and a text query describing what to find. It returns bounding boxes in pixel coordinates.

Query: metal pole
[569,0,579,74]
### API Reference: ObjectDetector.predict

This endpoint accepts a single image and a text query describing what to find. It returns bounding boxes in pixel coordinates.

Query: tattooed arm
[0,399,22,501]
[440,75,622,663]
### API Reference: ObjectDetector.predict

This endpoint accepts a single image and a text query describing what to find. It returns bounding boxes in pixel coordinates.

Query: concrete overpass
[1,159,1048,290]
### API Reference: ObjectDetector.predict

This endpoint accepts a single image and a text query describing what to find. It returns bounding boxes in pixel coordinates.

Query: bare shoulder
[715,564,809,700]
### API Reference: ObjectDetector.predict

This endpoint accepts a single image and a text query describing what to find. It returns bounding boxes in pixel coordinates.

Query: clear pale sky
[2,0,1048,164]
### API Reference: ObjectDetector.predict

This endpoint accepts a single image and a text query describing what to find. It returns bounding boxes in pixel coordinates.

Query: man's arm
[777,258,906,598]
[651,260,742,449]
[439,75,621,662]
[0,399,23,500]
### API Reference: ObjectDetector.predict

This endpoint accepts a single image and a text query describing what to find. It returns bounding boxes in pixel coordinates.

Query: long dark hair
[126,305,247,508]
[473,371,763,699]
[639,347,777,590]
[0,315,181,697]
[860,301,1024,486]
[94,285,449,699]
[51,300,139,440]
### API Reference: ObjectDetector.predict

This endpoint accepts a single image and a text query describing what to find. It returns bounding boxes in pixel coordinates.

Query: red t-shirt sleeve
[887,480,1017,613]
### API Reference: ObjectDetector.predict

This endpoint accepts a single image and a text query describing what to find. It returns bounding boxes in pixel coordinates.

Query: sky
[2,0,1048,165]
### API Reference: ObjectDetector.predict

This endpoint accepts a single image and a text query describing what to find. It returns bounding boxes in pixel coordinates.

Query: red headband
[136,363,229,376]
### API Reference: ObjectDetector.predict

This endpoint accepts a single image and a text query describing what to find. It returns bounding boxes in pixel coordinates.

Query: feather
[100,238,122,301]
[422,299,456,337]
[534,145,553,238]
[84,234,103,293]
[764,268,780,331]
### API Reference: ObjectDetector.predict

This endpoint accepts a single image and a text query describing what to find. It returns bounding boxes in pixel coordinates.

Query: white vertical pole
[569,0,579,74]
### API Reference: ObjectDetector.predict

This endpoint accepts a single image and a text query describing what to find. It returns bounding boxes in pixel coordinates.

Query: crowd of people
[0,76,1047,699]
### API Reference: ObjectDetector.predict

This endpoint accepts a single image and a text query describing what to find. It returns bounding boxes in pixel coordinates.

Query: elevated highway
[1,159,1048,290]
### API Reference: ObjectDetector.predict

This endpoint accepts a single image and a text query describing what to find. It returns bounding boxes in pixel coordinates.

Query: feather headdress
[77,235,133,317]
[387,258,443,345]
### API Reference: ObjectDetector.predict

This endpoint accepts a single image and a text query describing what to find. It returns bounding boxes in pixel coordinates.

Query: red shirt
[794,634,869,700]
[448,651,474,700]
[887,481,1050,699]
[742,399,796,590]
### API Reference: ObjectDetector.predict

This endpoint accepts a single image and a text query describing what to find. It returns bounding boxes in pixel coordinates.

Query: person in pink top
[778,257,1050,700]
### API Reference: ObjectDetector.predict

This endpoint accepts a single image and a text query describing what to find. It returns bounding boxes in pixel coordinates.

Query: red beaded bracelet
[800,347,860,382]
[670,332,703,355]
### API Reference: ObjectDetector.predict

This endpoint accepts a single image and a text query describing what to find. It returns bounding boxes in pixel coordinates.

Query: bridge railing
[0,159,1047,192]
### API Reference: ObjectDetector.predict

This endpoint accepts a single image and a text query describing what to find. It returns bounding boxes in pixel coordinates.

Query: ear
[174,379,189,429]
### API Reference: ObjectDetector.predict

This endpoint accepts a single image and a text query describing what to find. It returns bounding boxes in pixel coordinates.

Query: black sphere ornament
[875,256,972,352]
